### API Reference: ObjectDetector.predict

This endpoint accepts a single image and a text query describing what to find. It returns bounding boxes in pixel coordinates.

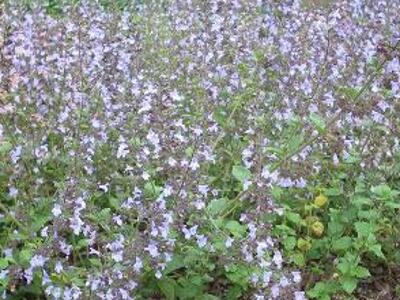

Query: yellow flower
[314,194,328,208]
[311,221,324,237]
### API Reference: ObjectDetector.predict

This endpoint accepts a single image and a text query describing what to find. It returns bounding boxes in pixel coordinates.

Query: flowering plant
[0,0,399,299]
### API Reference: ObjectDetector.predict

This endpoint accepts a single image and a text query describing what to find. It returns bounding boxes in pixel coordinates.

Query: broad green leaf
[283,236,296,251]
[225,264,251,288]
[207,198,229,216]
[354,222,375,238]
[274,224,296,236]
[287,133,304,154]
[331,237,353,252]
[225,220,246,238]
[226,285,243,299]
[213,107,227,126]
[337,86,360,99]
[157,278,176,300]
[355,179,367,193]
[286,212,303,225]
[176,282,203,299]
[353,266,370,278]
[19,249,33,266]
[327,220,344,237]
[325,187,342,196]
[75,239,90,250]
[98,208,111,219]
[351,195,372,207]
[231,165,251,182]
[270,186,283,200]
[337,261,351,275]
[309,113,326,132]
[32,215,51,232]
[144,182,163,198]
[164,255,185,275]
[185,146,194,157]
[369,244,385,259]
[108,197,120,209]
[371,184,392,199]
[307,281,338,300]
[357,209,378,220]
[291,252,305,267]
[89,258,102,268]
[384,200,400,209]
[340,277,358,294]
[0,141,13,154]
[0,259,8,269]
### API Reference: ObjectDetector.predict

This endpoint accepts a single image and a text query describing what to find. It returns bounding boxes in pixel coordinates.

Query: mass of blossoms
[0,0,399,299]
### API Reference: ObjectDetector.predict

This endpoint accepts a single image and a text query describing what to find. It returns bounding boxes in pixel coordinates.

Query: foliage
[273,170,400,299]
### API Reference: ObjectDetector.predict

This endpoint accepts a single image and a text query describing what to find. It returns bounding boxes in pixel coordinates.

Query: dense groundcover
[0,0,400,299]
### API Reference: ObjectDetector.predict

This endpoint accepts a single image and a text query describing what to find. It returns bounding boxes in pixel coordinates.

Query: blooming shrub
[0,0,399,299]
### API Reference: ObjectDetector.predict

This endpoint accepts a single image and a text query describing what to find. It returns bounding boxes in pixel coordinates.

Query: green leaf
[231,165,251,182]
[287,133,304,154]
[19,249,33,266]
[213,107,227,126]
[332,237,353,252]
[98,208,111,220]
[164,255,185,275]
[226,285,243,299]
[283,236,296,251]
[225,221,246,238]
[291,252,305,267]
[157,278,176,300]
[307,281,338,299]
[340,277,358,294]
[351,195,372,207]
[353,266,370,278]
[337,261,351,275]
[369,244,385,259]
[185,146,194,157]
[325,187,342,196]
[286,211,303,225]
[144,182,163,198]
[89,258,102,268]
[309,113,326,133]
[0,259,8,270]
[176,282,203,299]
[384,200,400,209]
[274,224,296,236]
[371,184,392,199]
[108,197,121,209]
[357,210,378,220]
[354,222,375,238]
[0,141,13,154]
[327,220,344,237]
[355,179,367,193]
[337,86,360,99]
[270,186,283,200]
[32,215,51,232]
[225,264,251,288]
[207,198,229,217]
[75,239,90,250]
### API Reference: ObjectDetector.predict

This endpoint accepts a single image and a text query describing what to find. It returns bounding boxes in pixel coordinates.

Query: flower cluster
[0,0,399,299]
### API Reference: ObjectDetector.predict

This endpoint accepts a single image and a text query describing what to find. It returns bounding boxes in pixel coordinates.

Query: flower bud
[314,194,328,208]
[311,221,324,237]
